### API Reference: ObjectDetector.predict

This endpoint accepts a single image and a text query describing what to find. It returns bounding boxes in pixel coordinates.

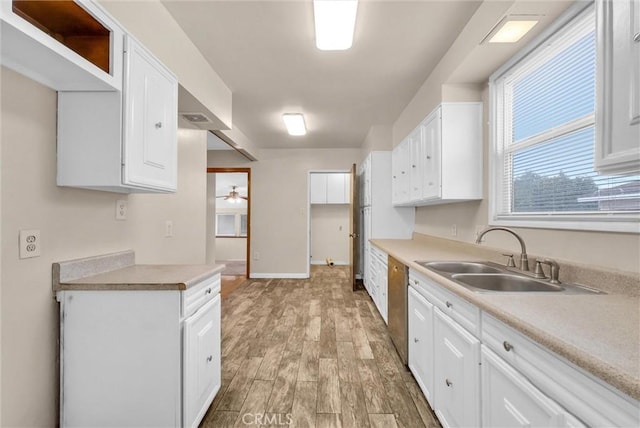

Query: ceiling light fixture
[282,113,307,136]
[313,0,358,51]
[483,15,540,44]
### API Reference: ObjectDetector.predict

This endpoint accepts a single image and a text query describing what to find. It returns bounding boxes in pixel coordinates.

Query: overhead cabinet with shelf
[392,103,483,206]
[2,0,178,193]
[0,0,123,91]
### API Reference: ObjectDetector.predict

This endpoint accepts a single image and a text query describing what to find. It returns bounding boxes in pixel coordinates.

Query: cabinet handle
[414,337,419,343]
[426,155,431,160]
[413,279,418,284]
[207,355,213,362]
[503,341,513,352]
[206,288,212,294]
[155,122,163,129]
[446,301,452,308]
[634,32,640,43]
[412,164,416,168]
[445,379,453,387]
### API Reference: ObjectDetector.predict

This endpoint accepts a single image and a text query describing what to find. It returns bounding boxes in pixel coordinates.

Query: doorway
[307,170,354,281]
[207,168,251,285]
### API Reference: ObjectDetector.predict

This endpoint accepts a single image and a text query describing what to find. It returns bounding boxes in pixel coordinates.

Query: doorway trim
[207,167,251,278]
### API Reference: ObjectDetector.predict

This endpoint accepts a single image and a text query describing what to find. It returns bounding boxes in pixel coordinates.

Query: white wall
[360,125,392,163]
[208,149,361,277]
[310,205,350,265]
[0,68,209,426]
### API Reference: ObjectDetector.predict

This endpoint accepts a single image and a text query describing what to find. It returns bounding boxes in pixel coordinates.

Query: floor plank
[200,266,441,428]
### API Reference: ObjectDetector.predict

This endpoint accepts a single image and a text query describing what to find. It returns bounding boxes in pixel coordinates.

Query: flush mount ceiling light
[282,113,307,136]
[313,0,358,50]
[483,15,540,44]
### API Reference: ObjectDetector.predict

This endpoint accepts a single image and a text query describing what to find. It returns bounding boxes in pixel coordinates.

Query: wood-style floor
[201,265,441,428]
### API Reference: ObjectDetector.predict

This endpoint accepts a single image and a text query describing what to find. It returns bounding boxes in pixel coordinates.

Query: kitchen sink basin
[417,260,604,295]
[451,273,564,292]
[417,261,503,274]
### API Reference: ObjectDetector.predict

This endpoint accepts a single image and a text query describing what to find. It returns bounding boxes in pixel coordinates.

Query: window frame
[488,1,639,233]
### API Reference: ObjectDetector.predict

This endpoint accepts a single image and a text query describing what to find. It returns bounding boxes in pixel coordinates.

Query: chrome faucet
[476,226,529,271]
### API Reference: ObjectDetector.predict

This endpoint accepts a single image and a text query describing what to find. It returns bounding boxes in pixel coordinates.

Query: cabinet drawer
[410,270,480,338]
[482,312,639,427]
[183,274,220,318]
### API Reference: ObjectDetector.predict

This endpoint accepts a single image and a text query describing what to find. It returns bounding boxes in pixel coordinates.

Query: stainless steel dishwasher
[388,255,408,365]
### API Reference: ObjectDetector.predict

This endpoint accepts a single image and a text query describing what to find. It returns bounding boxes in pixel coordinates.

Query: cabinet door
[310,173,328,204]
[327,173,347,203]
[408,287,435,407]
[378,259,388,324]
[422,110,442,199]
[409,128,424,201]
[595,0,640,174]
[184,295,221,427]
[392,140,411,205]
[434,307,480,428]
[481,346,583,428]
[123,35,178,192]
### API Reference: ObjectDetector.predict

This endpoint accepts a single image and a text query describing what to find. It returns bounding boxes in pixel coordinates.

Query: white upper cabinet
[310,172,350,204]
[595,0,640,174]
[57,34,178,193]
[0,0,123,91]
[393,103,482,206]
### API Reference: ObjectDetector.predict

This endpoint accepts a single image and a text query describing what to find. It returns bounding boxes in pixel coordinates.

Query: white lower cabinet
[481,345,584,428]
[57,274,221,427]
[408,286,434,407]
[183,295,221,427]
[365,245,389,324]
[433,307,481,428]
[407,268,639,428]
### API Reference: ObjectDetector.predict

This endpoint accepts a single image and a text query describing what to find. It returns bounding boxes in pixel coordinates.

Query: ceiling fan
[216,185,248,203]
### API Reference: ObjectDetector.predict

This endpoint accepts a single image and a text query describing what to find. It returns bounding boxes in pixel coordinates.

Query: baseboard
[250,273,309,279]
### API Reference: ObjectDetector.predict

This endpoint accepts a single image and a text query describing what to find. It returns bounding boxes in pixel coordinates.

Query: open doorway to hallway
[207,168,251,297]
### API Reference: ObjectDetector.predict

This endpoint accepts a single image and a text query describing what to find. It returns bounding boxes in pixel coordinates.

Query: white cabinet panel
[327,173,347,203]
[122,36,177,191]
[434,307,481,428]
[408,286,435,407]
[595,0,640,174]
[421,110,442,200]
[310,173,328,204]
[481,346,582,428]
[184,295,221,427]
[392,140,411,205]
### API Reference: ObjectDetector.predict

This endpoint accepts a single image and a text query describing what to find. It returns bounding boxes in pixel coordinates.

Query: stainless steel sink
[417,261,503,274]
[416,260,604,295]
[451,273,564,292]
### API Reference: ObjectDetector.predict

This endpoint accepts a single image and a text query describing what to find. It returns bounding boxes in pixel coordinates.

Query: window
[490,4,639,232]
[215,212,248,237]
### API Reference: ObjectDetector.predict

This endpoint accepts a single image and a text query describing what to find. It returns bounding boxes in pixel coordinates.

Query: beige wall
[127,129,208,264]
[310,205,350,265]
[360,125,393,163]
[411,88,640,274]
[216,237,247,261]
[208,149,361,276]
[0,68,208,426]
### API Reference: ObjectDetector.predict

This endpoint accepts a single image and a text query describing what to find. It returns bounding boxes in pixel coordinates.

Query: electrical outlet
[165,220,173,238]
[19,229,41,259]
[115,200,127,220]
[253,251,260,261]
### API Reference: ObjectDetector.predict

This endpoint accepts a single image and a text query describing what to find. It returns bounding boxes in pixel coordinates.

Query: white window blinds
[491,5,639,231]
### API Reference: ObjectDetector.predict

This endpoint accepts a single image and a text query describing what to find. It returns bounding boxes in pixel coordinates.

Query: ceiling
[163,0,481,149]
